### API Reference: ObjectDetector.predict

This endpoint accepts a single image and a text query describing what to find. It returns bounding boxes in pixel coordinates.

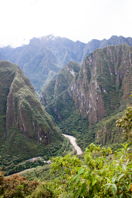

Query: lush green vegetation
[59,110,125,150]
[0,107,132,198]
[0,61,74,177]
[47,143,131,198]
[116,106,132,140]
[58,105,132,149]
[21,164,52,181]
[58,110,94,150]
[8,143,131,198]
[1,143,131,198]
[0,136,72,176]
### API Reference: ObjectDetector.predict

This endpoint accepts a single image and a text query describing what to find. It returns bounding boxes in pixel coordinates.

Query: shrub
[0,173,38,198]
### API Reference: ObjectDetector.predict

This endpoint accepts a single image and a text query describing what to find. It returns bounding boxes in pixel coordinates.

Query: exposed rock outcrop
[70,45,132,124]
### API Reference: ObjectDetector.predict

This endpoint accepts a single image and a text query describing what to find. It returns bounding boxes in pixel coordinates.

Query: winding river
[63,134,83,155]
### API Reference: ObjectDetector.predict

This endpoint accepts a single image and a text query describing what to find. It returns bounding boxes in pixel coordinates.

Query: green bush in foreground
[1,143,131,198]
[29,143,132,198]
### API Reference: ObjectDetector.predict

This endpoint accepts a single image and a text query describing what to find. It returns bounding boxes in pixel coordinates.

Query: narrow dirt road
[63,134,83,155]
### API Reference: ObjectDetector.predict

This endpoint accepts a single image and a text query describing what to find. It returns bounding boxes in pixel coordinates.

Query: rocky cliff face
[0,61,63,159]
[42,45,132,145]
[70,45,132,124]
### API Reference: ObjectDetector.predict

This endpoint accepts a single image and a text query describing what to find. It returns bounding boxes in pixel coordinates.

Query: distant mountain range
[1,35,132,91]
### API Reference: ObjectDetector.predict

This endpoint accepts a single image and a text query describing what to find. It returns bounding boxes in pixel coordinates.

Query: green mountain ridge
[0,61,66,169]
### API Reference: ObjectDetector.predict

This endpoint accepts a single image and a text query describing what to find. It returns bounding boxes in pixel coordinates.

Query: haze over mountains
[0,35,132,91]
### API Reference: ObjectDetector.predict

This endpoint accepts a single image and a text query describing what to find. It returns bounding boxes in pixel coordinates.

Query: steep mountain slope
[0,61,64,163]
[1,35,132,91]
[42,45,132,146]
[42,61,80,106]
[70,44,132,123]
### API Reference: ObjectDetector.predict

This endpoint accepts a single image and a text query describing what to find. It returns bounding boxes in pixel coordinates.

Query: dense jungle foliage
[0,143,131,198]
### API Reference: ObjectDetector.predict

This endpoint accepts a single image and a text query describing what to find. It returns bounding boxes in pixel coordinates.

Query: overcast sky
[0,0,131,46]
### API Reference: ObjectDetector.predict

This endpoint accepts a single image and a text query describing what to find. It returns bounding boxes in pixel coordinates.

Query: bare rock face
[70,45,132,124]
[0,61,62,144]
[70,55,105,124]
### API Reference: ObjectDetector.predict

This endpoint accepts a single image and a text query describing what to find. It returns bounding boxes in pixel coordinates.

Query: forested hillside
[0,61,71,175]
